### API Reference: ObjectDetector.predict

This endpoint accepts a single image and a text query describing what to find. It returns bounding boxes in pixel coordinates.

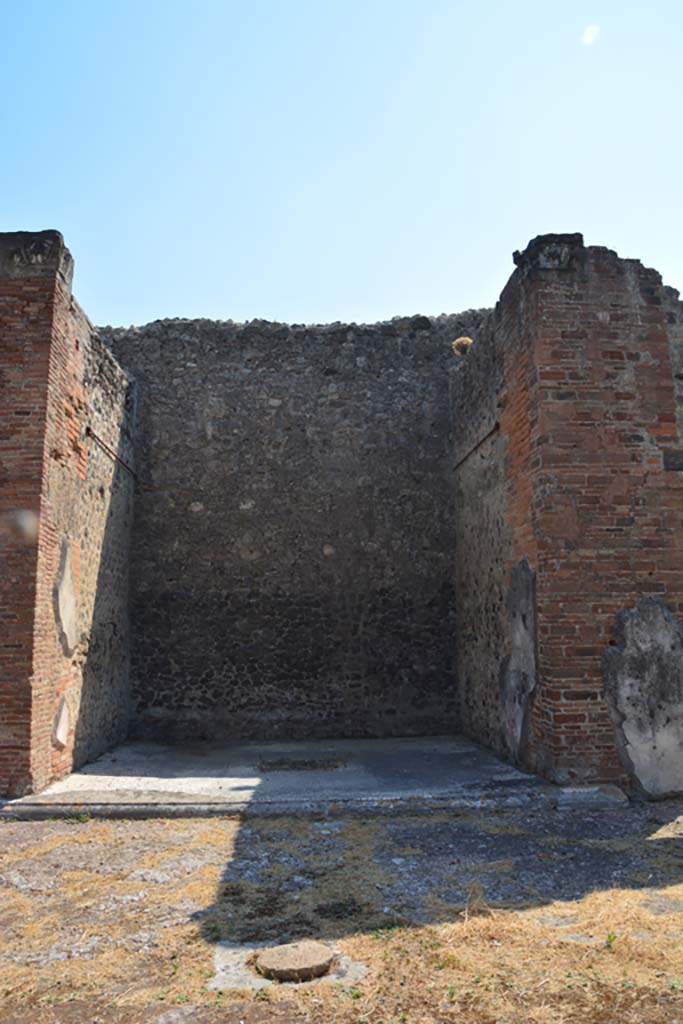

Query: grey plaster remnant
[51,698,70,751]
[53,537,78,657]
[603,597,683,798]
[499,559,537,761]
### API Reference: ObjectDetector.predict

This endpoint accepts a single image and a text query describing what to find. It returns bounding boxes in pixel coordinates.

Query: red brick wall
[520,238,683,783]
[32,273,134,792]
[454,233,683,787]
[0,231,133,797]
[0,235,59,796]
[31,269,89,791]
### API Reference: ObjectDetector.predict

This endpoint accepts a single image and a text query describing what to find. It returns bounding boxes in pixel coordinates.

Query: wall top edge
[0,230,73,288]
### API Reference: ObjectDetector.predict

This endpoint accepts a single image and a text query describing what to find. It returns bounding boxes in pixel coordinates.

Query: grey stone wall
[450,286,540,765]
[101,311,487,741]
[73,330,135,764]
[453,426,511,754]
[664,286,683,444]
[450,310,516,757]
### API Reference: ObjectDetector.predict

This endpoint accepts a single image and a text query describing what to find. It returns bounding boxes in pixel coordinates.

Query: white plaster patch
[53,537,78,656]
[52,697,70,750]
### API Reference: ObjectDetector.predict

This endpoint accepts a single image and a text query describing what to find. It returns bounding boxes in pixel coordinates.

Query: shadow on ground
[200,798,683,946]
[2,775,683,1023]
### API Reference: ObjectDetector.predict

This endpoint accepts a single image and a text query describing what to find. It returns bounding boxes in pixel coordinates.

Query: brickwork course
[0,232,134,797]
[1,229,682,798]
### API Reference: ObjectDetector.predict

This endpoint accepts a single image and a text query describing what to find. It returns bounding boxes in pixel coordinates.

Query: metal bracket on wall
[85,425,136,479]
[453,422,500,472]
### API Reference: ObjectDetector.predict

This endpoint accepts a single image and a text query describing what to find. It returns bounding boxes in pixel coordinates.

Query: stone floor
[1,735,572,819]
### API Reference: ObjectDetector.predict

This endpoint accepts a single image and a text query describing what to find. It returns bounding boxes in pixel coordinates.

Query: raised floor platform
[1,735,627,819]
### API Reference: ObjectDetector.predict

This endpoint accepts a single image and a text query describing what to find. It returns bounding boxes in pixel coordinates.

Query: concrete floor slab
[1,735,623,818]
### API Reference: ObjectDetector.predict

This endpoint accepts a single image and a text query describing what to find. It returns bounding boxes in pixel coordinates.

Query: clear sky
[2,1,682,326]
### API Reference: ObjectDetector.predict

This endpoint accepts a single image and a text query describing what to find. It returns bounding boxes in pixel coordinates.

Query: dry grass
[1,813,682,1023]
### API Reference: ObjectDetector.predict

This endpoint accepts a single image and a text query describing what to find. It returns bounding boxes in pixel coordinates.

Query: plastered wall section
[0,231,134,796]
[102,312,486,741]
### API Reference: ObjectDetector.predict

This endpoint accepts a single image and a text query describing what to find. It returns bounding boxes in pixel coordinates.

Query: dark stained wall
[102,312,487,741]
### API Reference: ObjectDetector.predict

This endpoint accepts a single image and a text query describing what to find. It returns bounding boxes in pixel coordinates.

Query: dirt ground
[1,799,683,1023]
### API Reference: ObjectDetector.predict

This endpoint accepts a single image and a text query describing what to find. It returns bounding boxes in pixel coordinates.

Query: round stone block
[255,940,335,982]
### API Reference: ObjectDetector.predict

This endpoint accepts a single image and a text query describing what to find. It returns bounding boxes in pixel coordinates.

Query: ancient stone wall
[451,263,540,765]
[102,312,486,741]
[5,227,683,797]
[0,232,134,796]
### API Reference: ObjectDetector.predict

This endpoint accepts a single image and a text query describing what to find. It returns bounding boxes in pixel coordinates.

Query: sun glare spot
[581,23,600,46]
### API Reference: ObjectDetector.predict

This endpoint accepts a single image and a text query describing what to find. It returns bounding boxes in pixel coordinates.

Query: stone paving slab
[0,736,626,819]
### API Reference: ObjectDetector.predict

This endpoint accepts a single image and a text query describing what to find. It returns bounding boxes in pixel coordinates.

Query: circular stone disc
[255,940,335,982]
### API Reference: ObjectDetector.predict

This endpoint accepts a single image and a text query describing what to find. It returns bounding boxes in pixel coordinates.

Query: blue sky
[2,1,682,326]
